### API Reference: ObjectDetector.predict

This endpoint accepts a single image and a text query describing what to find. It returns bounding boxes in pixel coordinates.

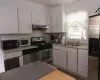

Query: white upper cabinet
[52,7,57,32]
[32,6,46,25]
[0,7,18,34]
[46,8,52,32]
[51,6,64,32]
[18,9,32,33]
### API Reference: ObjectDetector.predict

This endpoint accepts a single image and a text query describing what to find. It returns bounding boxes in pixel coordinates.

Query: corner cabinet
[0,7,18,34]
[18,9,32,34]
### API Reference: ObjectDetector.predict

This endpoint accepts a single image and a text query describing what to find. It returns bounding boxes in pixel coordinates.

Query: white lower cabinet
[67,48,77,74]
[53,49,67,69]
[4,51,22,60]
[78,65,88,78]
[68,52,77,73]
[78,49,88,66]
[53,45,88,78]
[4,51,23,71]
[78,49,88,78]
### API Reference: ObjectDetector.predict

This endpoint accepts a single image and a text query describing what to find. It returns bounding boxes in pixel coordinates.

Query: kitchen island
[0,61,76,80]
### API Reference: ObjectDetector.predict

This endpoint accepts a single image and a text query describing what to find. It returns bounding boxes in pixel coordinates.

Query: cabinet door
[51,6,64,32]
[4,51,22,60]
[56,16,63,32]
[53,49,67,69]
[52,8,57,32]
[4,57,20,71]
[32,11,38,24]
[78,65,88,77]
[52,15,57,32]
[78,49,88,66]
[0,7,18,34]
[38,9,46,25]
[18,10,32,33]
[32,9,46,25]
[56,6,63,32]
[68,52,77,73]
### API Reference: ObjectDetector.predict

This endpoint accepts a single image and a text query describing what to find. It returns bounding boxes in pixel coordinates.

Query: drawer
[78,49,88,54]
[67,48,77,54]
[5,51,22,60]
[78,65,88,78]
[53,45,67,52]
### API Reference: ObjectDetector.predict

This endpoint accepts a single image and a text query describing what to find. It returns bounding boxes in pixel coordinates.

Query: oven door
[22,48,39,65]
[39,49,52,62]
[23,53,38,65]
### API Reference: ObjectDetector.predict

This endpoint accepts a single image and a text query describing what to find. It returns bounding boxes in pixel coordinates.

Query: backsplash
[0,31,44,40]
[0,31,44,48]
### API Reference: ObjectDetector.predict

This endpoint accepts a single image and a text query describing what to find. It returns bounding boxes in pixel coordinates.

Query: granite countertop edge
[4,46,38,54]
[53,44,88,50]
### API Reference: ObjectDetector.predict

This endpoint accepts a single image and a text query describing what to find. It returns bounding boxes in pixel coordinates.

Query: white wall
[0,0,48,11]
[65,0,100,16]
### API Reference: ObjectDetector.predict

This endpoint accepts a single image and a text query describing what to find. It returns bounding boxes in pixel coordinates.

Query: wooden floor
[48,62,85,80]
[39,70,76,80]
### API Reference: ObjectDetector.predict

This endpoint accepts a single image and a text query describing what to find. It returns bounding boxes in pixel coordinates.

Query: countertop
[53,44,88,50]
[0,61,56,80]
[4,46,38,53]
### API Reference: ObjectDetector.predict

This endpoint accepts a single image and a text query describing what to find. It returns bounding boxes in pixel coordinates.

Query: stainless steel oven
[39,49,52,63]
[22,48,39,65]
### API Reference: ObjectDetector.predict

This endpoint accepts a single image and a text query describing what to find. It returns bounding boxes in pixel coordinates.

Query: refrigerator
[89,14,100,80]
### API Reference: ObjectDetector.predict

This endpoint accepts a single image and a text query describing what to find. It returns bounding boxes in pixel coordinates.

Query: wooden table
[39,70,76,80]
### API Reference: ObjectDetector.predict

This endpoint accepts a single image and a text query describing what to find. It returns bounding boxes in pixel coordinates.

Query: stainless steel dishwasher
[22,48,39,65]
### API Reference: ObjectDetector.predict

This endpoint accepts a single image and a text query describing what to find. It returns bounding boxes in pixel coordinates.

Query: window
[66,11,88,40]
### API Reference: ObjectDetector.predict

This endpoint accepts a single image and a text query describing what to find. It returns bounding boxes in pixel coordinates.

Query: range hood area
[32,24,49,30]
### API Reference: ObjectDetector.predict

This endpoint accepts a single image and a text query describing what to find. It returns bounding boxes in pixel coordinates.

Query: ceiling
[27,0,78,7]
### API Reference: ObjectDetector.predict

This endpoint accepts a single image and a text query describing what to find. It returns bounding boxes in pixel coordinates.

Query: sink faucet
[75,41,80,46]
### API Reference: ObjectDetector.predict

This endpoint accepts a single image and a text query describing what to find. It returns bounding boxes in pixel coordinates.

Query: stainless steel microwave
[1,40,19,50]
[20,38,30,47]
